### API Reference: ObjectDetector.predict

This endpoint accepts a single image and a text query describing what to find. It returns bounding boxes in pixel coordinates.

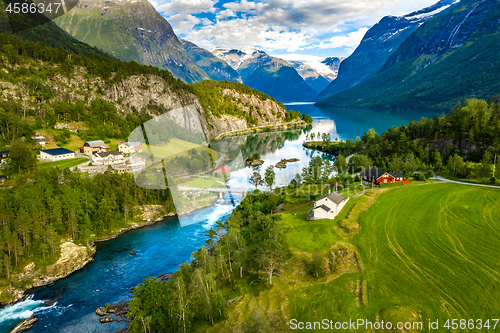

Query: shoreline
[213,121,309,141]
[0,209,178,309]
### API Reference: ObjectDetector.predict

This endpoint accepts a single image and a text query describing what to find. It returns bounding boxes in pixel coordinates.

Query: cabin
[38,148,76,162]
[0,150,9,164]
[308,191,349,220]
[81,140,109,155]
[362,168,405,185]
[0,175,6,184]
[92,150,124,165]
[118,142,143,154]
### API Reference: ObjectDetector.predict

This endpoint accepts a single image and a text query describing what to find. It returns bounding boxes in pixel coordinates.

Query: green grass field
[38,158,88,170]
[207,183,500,332]
[147,138,206,158]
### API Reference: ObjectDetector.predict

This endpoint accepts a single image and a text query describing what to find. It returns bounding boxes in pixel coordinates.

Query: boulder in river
[10,316,38,333]
[129,252,136,255]
[100,316,115,323]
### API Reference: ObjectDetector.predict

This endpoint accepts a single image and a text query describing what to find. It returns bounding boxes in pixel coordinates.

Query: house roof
[41,148,74,156]
[362,168,405,180]
[216,166,231,173]
[0,150,10,156]
[314,204,331,212]
[84,140,106,147]
[319,191,345,205]
[0,175,6,180]
[95,150,123,158]
[362,168,387,179]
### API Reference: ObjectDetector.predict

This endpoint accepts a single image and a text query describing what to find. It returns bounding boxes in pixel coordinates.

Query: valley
[0,0,499,332]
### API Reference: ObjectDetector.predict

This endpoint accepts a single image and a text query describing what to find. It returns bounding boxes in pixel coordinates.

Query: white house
[118,142,143,154]
[308,191,349,220]
[92,150,124,165]
[31,136,46,146]
[38,148,75,162]
[128,155,146,170]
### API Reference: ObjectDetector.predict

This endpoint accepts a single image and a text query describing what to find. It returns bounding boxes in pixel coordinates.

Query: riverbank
[213,120,309,141]
[0,205,176,309]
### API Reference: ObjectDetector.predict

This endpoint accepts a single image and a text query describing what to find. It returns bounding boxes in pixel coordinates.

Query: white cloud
[153,0,447,53]
[317,27,369,49]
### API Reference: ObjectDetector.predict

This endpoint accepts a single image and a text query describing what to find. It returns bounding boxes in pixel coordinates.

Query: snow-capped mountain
[210,48,316,102]
[288,61,331,94]
[316,0,461,101]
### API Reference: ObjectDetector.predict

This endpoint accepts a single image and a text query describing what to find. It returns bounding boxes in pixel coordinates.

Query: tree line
[128,191,288,332]
[0,168,174,288]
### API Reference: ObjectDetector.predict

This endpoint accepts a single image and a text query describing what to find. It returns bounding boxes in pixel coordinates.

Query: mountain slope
[181,40,242,83]
[212,48,317,102]
[54,0,209,83]
[289,61,331,94]
[317,0,500,111]
[316,0,460,101]
[320,57,346,80]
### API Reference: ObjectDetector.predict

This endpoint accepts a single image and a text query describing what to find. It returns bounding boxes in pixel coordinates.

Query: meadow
[203,182,500,332]
[38,158,88,170]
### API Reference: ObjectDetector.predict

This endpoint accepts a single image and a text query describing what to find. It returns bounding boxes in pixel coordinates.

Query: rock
[10,316,38,333]
[100,316,115,323]
[158,273,173,282]
[96,306,108,316]
[129,252,135,255]
[43,299,57,307]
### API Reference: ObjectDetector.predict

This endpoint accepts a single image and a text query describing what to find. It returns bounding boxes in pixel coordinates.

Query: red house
[216,166,231,174]
[362,168,405,185]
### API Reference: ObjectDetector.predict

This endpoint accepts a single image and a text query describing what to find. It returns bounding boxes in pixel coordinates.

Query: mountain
[211,48,317,102]
[316,0,460,101]
[54,0,209,83]
[320,57,346,80]
[317,0,500,111]
[289,61,331,94]
[181,40,242,83]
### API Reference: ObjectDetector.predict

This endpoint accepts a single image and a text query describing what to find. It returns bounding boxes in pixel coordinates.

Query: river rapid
[0,104,436,332]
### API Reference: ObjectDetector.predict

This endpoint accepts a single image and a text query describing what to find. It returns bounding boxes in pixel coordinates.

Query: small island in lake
[245,153,264,166]
[275,158,300,169]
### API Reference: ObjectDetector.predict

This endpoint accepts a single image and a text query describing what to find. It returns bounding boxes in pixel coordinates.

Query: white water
[0,296,55,323]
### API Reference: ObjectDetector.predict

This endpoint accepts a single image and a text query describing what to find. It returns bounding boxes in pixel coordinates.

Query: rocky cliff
[54,0,209,83]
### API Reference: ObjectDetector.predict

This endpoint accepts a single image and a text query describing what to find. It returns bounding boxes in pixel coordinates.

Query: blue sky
[150,0,439,60]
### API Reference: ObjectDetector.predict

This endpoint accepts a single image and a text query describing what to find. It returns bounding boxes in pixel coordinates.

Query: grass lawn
[62,135,85,151]
[180,176,227,189]
[204,182,500,332]
[38,158,88,170]
[439,171,500,186]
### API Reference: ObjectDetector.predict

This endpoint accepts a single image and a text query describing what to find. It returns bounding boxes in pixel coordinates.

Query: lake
[0,104,436,332]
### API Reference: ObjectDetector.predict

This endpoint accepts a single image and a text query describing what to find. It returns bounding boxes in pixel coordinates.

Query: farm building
[0,151,9,164]
[0,175,6,184]
[92,151,124,165]
[118,142,143,154]
[38,148,76,162]
[309,191,349,220]
[214,166,231,179]
[81,140,109,155]
[362,168,404,185]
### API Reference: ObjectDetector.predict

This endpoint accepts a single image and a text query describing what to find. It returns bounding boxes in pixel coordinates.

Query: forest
[0,168,174,289]
[128,191,287,332]
[306,98,500,182]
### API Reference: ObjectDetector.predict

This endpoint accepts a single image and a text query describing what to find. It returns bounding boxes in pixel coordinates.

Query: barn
[362,168,405,185]
[38,148,76,162]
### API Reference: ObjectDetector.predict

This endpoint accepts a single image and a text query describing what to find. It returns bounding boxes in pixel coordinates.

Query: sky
[150,0,440,61]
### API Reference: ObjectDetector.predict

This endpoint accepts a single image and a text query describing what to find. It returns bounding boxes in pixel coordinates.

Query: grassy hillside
[128,180,500,332]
